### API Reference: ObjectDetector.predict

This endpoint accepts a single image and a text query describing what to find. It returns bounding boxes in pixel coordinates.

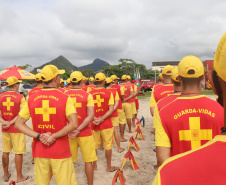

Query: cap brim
[59,70,65,74]
[18,80,22,83]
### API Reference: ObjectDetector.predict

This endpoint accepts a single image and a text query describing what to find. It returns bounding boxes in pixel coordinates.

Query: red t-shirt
[0,91,24,133]
[82,85,88,92]
[153,84,174,103]
[64,86,72,92]
[157,94,180,112]
[65,89,92,137]
[111,84,123,109]
[159,95,224,156]
[28,86,43,97]
[58,88,65,93]
[119,83,132,103]
[107,88,119,117]
[153,83,163,91]
[87,85,96,91]
[89,88,113,130]
[28,89,72,159]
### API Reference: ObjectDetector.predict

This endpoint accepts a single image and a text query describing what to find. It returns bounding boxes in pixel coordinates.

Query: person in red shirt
[87,77,96,92]
[152,32,226,185]
[132,79,140,117]
[27,73,44,99]
[89,73,116,172]
[155,56,224,167]
[150,65,174,117]
[0,76,29,183]
[152,73,164,91]
[119,75,134,133]
[111,75,127,142]
[15,65,78,185]
[105,77,124,153]
[58,78,65,93]
[65,71,97,185]
[82,76,88,92]
[64,78,72,92]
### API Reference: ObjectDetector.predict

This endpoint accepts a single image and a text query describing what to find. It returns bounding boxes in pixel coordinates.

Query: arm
[150,106,155,117]
[123,87,134,102]
[156,146,170,166]
[114,100,119,111]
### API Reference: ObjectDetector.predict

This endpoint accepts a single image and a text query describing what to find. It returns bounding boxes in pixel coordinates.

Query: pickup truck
[140,80,156,92]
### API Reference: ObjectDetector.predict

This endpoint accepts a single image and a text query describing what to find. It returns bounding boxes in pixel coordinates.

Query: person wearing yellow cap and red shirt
[82,76,88,92]
[65,71,97,185]
[27,73,44,99]
[150,65,174,117]
[127,75,138,127]
[119,75,134,133]
[105,77,125,153]
[15,65,78,185]
[64,78,72,92]
[89,73,116,172]
[155,56,224,168]
[152,33,226,185]
[111,75,127,141]
[132,79,140,116]
[153,73,164,91]
[0,76,29,183]
[58,78,66,93]
[87,77,96,92]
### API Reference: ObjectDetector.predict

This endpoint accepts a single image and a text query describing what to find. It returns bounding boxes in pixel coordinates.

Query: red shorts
[135,99,139,110]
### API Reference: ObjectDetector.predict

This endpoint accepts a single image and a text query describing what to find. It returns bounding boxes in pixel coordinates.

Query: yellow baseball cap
[83,76,88,81]
[60,78,64,83]
[158,73,163,80]
[67,78,71,84]
[127,75,131,80]
[89,77,94,82]
[162,65,174,75]
[105,77,113,84]
[95,73,106,81]
[111,75,119,80]
[6,76,22,86]
[35,73,43,82]
[70,71,83,83]
[214,32,226,82]
[178,56,204,78]
[121,75,128,80]
[171,66,179,82]
[41,65,65,82]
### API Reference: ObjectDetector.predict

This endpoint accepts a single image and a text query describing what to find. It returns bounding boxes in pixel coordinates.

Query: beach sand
[0,95,216,185]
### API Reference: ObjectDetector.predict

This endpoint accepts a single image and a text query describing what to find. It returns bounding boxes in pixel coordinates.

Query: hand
[40,132,56,146]
[2,121,10,130]
[68,129,80,138]
[93,117,104,125]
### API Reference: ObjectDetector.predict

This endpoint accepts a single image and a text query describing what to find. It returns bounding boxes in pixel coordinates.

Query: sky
[0,0,226,71]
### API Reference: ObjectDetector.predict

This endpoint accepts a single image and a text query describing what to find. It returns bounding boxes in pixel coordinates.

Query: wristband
[221,127,226,133]
[36,133,41,141]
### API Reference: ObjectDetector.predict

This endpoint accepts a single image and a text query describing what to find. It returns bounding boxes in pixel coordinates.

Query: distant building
[151,61,180,71]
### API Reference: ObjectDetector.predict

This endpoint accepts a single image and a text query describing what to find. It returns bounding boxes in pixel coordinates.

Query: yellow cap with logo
[121,75,128,80]
[60,78,64,83]
[105,77,113,84]
[70,71,83,83]
[171,66,179,82]
[111,75,119,80]
[214,32,226,82]
[67,78,71,84]
[35,73,43,82]
[7,76,22,86]
[41,65,65,82]
[95,73,106,81]
[127,75,131,80]
[89,77,94,82]
[178,56,204,78]
[162,65,174,75]
[158,73,163,80]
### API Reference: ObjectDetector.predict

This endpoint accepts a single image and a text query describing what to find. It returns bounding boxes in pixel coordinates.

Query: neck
[163,79,172,85]
[174,86,182,92]
[96,84,104,88]
[36,84,43,87]
[44,82,57,88]
[180,86,202,97]
[8,88,17,92]
[90,82,94,85]
[72,85,81,89]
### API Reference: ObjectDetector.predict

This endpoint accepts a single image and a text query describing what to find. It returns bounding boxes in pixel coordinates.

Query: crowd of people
[0,66,139,185]
[1,32,226,185]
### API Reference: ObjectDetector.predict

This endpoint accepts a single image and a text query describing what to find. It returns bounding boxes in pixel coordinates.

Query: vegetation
[81,69,95,78]
[18,64,32,69]
[78,58,110,72]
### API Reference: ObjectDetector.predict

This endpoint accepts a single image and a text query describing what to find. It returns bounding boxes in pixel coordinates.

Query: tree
[81,69,95,78]
[60,69,71,80]
[18,64,32,69]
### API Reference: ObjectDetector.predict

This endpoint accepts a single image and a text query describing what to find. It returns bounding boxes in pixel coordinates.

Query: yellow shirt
[150,90,157,107]
[87,94,94,107]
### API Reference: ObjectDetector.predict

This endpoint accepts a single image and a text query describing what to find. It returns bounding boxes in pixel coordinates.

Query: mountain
[32,55,78,72]
[78,58,110,72]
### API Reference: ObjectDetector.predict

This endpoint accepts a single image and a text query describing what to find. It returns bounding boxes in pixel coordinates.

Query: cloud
[0,0,226,71]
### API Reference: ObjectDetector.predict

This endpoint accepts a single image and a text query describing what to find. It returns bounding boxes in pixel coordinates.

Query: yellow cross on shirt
[35,100,56,122]
[72,97,82,108]
[94,95,104,107]
[179,117,212,149]
[3,97,14,111]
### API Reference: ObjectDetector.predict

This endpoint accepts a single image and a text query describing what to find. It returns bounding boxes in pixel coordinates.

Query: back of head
[95,73,106,85]
[162,65,174,82]
[41,65,65,84]
[171,67,181,86]
[121,75,128,82]
[35,73,43,83]
[70,71,83,85]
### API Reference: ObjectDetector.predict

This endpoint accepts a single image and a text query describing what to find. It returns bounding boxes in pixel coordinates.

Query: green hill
[78,58,110,72]
[32,55,78,72]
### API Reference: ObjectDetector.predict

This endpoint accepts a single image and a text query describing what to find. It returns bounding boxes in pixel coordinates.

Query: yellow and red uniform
[150,84,174,108]
[119,83,133,119]
[135,86,139,110]
[58,88,65,93]
[128,82,137,115]
[107,87,119,127]
[87,85,96,92]
[82,85,88,92]
[0,91,26,154]
[112,84,126,125]
[19,88,77,185]
[27,86,43,99]
[153,135,226,185]
[65,89,97,162]
[155,95,224,156]
[89,88,114,150]
[64,86,72,93]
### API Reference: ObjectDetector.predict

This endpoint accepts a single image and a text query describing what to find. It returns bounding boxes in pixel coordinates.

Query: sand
[0,95,216,185]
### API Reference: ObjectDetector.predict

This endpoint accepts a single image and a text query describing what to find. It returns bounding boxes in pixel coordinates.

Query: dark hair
[180,76,202,88]
[44,79,53,85]
[172,80,181,87]
[213,70,223,107]
[96,81,103,85]
[105,82,111,87]
[71,80,82,86]
[163,74,171,80]
[37,81,43,85]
